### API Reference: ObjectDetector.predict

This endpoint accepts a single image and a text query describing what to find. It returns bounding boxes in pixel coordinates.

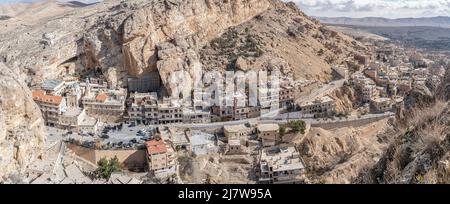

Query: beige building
[227,139,243,154]
[41,79,66,96]
[258,146,305,184]
[257,124,280,147]
[32,90,67,126]
[224,124,252,155]
[371,97,393,113]
[59,108,84,130]
[224,124,252,140]
[128,92,159,125]
[158,100,183,125]
[182,108,211,124]
[212,106,261,121]
[82,88,126,123]
[145,139,177,174]
[298,96,336,117]
[59,108,100,134]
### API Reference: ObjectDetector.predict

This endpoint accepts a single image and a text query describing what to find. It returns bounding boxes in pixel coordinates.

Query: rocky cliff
[352,69,450,184]
[0,0,363,98]
[0,64,46,182]
[81,0,271,97]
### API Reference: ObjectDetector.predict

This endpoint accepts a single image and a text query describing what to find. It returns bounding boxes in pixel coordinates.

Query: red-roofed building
[145,139,176,174]
[81,88,126,123]
[32,89,67,126]
[95,93,108,102]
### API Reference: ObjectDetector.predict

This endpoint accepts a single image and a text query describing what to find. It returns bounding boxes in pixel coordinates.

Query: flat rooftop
[224,124,249,133]
[42,79,64,90]
[258,124,279,132]
[261,146,305,172]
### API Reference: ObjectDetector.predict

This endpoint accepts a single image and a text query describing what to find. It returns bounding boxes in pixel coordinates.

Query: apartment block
[82,87,126,123]
[145,139,177,175]
[257,124,281,147]
[32,90,67,126]
[258,146,305,184]
[298,96,336,117]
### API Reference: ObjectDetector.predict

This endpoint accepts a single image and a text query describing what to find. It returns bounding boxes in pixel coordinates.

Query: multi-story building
[298,96,336,117]
[145,139,177,175]
[353,73,378,103]
[279,84,296,108]
[224,124,252,140]
[361,84,378,103]
[32,90,67,126]
[258,146,305,184]
[212,91,261,121]
[59,108,84,130]
[182,108,211,124]
[257,124,280,147]
[224,124,253,154]
[82,87,126,123]
[371,97,393,113]
[41,79,66,96]
[158,99,183,125]
[59,108,100,134]
[258,86,279,112]
[128,92,159,125]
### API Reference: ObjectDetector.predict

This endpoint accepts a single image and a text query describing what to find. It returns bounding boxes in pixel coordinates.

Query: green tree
[289,120,306,134]
[96,156,121,180]
[279,126,286,136]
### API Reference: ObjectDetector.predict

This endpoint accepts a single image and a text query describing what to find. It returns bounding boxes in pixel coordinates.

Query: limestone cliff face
[1,0,361,98]
[0,64,46,182]
[81,0,270,96]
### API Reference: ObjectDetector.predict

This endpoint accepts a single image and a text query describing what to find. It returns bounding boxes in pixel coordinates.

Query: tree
[279,126,286,136]
[289,120,306,134]
[96,156,121,180]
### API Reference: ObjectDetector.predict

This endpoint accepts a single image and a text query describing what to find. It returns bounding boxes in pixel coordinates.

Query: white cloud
[289,0,450,18]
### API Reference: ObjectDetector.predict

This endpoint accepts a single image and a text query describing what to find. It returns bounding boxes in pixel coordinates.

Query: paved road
[147,112,395,129]
[296,79,346,105]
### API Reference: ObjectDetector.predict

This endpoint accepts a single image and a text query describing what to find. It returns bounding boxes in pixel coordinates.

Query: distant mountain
[61,1,99,7]
[317,16,450,28]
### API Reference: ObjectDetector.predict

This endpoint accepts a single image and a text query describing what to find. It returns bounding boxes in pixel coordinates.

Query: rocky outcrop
[357,102,450,184]
[200,0,364,82]
[1,0,362,98]
[299,119,393,184]
[80,0,271,94]
[0,64,46,182]
[437,67,450,101]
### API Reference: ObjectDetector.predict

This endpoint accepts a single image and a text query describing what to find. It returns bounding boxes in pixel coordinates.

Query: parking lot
[49,124,157,149]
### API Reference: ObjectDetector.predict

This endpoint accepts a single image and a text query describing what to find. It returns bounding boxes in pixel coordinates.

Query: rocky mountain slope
[1,0,363,97]
[199,1,364,81]
[0,64,46,183]
[0,0,363,181]
[355,68,450,184]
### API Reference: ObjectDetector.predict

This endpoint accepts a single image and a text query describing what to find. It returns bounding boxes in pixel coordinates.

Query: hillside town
[1,0,448,185]
[23,34,448,184]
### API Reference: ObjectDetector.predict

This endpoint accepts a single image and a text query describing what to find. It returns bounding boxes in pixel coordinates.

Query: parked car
[140,137,150,141]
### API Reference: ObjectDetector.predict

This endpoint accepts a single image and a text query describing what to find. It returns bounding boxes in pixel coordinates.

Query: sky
[1,0,449,19]
[292,0,450,18]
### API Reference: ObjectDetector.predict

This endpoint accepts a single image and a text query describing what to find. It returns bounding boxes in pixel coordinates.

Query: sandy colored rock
[0,64,46,182]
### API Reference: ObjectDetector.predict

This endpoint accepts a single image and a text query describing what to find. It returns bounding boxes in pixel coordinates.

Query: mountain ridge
[317,16,450,28]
